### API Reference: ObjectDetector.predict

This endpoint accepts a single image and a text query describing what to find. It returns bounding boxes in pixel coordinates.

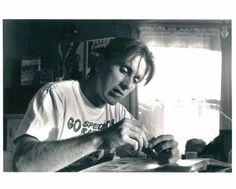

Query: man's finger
[154,140,178,153]
[123,118,151,140]
[124,120,148,148]
[126,126,150,151]
[122,135,139,151]
[148,134,174,148]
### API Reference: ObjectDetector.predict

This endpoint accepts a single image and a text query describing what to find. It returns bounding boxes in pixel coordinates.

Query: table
[81,157,232,172]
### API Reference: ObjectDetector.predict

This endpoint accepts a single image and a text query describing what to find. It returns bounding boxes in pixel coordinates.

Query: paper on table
[82,157,160,172]
[81,157,231,172]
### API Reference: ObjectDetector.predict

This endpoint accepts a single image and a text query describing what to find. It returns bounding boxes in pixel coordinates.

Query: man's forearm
[14,131,105,172]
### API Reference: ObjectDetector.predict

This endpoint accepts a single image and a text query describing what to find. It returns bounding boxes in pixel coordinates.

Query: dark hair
[89,37,155,85]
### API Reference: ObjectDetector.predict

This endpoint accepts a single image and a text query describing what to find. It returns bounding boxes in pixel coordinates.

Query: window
[138,25,222,154]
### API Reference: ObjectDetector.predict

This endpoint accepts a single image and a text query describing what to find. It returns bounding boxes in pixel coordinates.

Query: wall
[3,20,132,114]
[3,20,31,88]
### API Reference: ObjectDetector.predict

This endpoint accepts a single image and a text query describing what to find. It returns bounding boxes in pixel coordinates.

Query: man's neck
[80,77,106,108]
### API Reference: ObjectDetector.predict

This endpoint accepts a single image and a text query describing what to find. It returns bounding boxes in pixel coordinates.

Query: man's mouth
[111,88,124,98]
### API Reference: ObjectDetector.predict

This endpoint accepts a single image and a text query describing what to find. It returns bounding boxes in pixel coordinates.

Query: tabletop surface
[82,157,160,172]
[81,157,232,172]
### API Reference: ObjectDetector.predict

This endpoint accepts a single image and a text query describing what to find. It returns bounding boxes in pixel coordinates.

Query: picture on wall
[85,37,114,76]
[58,41,85,80]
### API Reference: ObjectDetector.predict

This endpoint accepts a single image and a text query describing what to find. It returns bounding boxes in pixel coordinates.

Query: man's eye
[133,77,140,84]
[120,67,129,74]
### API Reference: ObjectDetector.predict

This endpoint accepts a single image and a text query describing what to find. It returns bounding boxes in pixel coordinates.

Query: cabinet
[4,114,24,152]
[4,114,24,171]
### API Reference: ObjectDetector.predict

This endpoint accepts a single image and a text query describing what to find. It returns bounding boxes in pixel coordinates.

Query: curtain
[137,24,224,153]
[139,25,221,50]
[220,29,232,130]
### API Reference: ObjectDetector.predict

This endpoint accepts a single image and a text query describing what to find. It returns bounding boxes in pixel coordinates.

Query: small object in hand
[142,147,157,159]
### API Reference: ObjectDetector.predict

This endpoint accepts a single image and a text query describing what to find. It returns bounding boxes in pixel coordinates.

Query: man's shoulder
[36,80,80,99]
[43,80,79,91]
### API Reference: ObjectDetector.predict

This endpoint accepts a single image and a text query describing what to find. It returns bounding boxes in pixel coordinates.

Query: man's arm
[13,118,149,172]
[13,132,105,172]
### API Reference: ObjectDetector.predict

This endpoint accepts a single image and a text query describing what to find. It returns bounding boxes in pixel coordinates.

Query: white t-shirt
[14,80,133,142]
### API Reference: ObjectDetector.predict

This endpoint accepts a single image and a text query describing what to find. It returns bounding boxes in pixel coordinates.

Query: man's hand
[102,118,148,152]
[144,135,180,165]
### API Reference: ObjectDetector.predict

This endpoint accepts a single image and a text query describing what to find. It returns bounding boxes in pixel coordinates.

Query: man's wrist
[91,130,108,150]
[96,128,115,151]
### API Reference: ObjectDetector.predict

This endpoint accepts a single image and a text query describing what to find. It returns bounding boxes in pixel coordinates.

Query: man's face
[96,54,147,105]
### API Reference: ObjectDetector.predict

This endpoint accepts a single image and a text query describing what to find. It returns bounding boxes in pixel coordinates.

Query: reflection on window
[138,47,222,154]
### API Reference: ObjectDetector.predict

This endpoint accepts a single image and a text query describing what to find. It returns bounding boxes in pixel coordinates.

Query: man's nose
[120,76,135,90]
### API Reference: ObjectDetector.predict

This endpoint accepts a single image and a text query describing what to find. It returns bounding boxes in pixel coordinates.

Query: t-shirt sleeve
[14,85,64,142]
[123,104,134,120]
[117,103,135,120]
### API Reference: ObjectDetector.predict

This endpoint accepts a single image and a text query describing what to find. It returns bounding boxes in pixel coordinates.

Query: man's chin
[107,100,119,105]
[105,96,121,105]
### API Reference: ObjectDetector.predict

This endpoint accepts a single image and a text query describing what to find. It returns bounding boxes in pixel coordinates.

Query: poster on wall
[21,58,41,85]
[58,41,85,80]
[86,37,114,76]
[57,37,114,80]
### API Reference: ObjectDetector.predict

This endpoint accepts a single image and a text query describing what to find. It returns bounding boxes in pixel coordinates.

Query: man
[13,38,179,172]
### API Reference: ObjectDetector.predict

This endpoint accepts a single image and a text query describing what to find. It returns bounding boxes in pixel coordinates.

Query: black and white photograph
[3,19,232,173]
[0,1,234,189]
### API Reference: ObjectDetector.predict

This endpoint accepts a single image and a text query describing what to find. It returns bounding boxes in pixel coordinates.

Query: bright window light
[138,47,222,154]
